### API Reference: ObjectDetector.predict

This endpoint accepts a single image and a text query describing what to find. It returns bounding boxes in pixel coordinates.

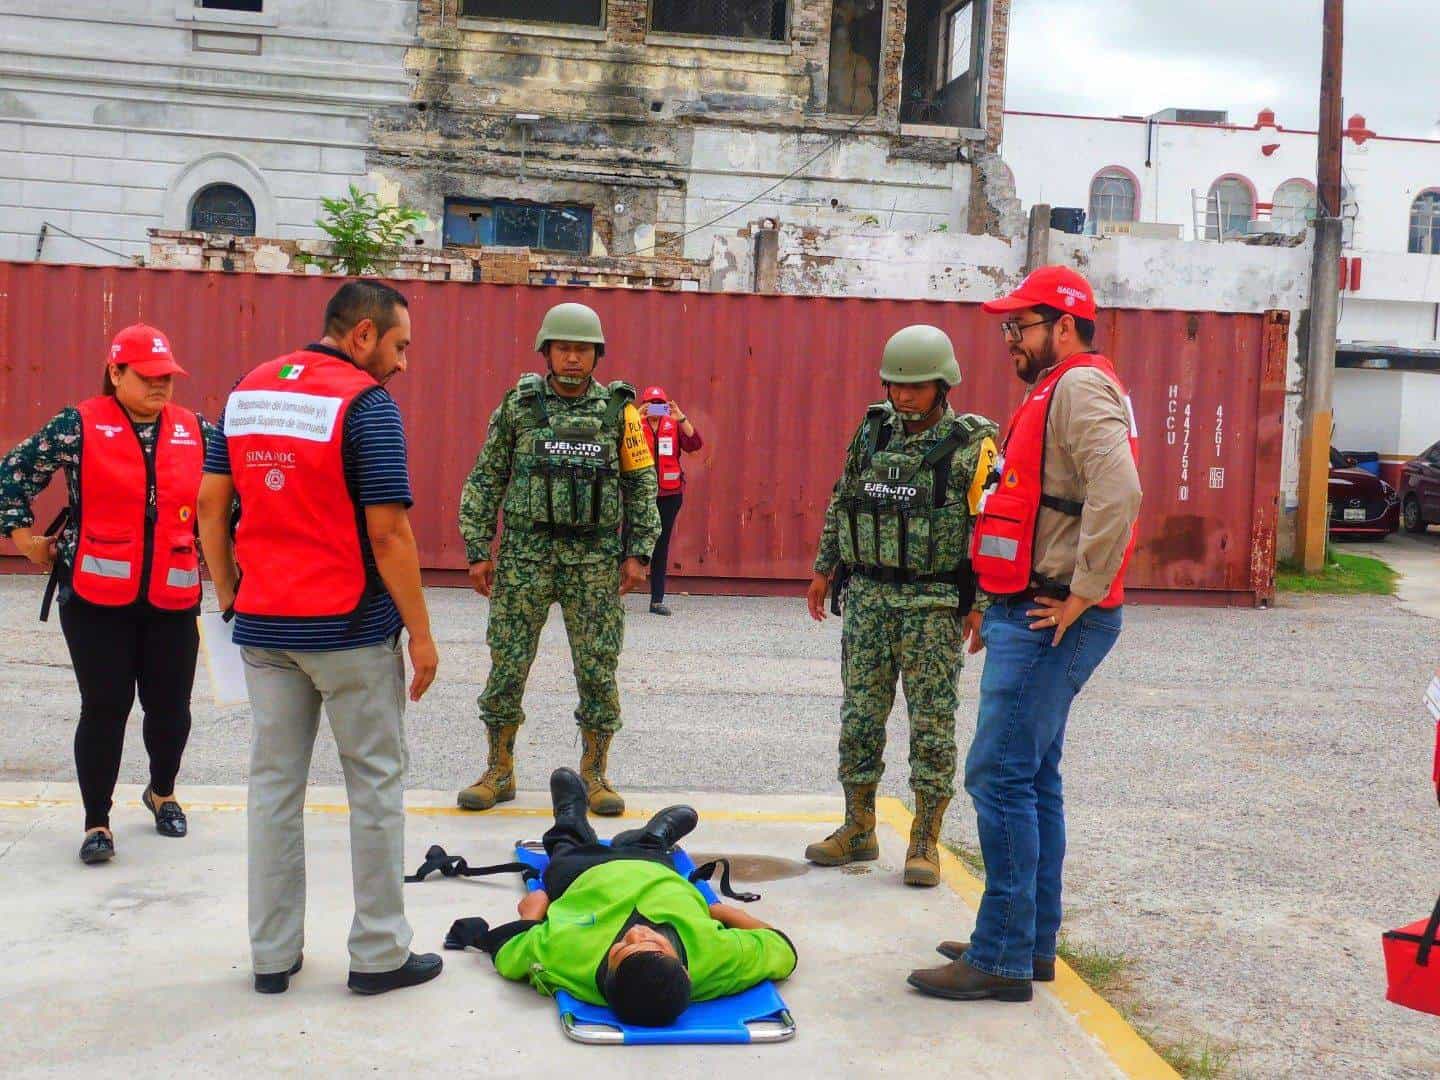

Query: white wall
[1334,369,1440,460]
[683,128,967,260]
[0,1,415,265]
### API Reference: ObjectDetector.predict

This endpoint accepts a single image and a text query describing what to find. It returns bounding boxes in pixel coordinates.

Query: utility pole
[1296,0,1344,573]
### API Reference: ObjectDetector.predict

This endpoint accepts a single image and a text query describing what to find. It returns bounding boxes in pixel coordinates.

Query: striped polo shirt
[204,345,411,652]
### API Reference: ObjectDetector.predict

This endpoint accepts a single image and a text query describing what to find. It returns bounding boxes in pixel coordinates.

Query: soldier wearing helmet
[457,302,661,818]
[803,324,999,888]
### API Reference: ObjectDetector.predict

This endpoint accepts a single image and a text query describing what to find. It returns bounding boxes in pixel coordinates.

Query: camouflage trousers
[478,556,624,734]
[838,575,963,799]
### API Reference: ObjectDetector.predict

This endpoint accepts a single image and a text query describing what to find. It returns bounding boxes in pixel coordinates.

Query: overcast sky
[1006,1,1437,138]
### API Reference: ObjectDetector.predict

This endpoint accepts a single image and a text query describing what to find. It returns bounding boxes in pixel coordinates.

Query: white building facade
[0,0,415,266]
[1002,107,1440,482]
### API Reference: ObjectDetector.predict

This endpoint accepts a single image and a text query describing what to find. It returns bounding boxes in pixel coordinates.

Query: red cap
[982,266,1098,321]
[108,324,187,378]
[640,385,667,403]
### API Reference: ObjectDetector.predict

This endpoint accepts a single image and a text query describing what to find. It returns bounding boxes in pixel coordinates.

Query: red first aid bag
[1384,896,1440,1015]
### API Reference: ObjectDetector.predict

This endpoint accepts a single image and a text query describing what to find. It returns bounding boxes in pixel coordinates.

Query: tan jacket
[1029,363,1143,602]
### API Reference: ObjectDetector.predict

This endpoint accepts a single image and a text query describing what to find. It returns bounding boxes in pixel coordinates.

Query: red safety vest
[226,350,378,618]
[970,353,1139,608]
[643,415,684,494]
[73,396,204,610]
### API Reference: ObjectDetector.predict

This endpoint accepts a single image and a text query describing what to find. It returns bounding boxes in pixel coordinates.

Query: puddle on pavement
[688,853,811,882]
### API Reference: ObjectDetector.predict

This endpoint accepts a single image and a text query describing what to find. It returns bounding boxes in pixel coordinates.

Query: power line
[629,100,892,258]
[39,221,135,262]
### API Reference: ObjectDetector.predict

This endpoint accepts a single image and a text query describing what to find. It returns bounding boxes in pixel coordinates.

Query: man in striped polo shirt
[198,281,442,997]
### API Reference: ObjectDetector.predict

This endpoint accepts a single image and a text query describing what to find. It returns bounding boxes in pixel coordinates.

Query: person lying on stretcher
[469,768,797,1027]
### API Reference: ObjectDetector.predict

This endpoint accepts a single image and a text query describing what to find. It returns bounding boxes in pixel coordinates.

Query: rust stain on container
[0,263,1286,605]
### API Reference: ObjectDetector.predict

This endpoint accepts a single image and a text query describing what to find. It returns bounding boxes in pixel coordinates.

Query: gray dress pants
[242,637,413,975]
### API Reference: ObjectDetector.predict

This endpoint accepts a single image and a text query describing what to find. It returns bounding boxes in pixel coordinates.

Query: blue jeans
[962,598,1122,980]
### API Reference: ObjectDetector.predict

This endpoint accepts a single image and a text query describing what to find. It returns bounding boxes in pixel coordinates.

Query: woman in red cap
[0,324,214,865]
[638,386,702,615]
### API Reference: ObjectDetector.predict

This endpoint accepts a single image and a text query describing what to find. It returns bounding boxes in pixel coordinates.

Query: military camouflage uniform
[459,376,661,735]
[814,403,998,799]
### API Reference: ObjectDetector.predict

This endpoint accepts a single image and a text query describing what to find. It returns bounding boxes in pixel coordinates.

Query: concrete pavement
[1349,529,1440,619]
[0,783,1165,1079]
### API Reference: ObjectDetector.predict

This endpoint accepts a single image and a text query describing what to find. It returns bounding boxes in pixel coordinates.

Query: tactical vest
[503,374,633,536]
[836,406,983,583]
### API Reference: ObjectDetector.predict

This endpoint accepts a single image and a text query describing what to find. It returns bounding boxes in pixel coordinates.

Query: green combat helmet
[536,302,606,386]
[880,324,961,420]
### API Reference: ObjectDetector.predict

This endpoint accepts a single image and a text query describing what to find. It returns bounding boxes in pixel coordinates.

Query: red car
[1331,448,1399,539]
[1400,441,1440,534]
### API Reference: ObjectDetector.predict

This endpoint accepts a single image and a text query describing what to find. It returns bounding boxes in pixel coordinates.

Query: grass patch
[937,840,1236,1077]
[1276,550,1397,595]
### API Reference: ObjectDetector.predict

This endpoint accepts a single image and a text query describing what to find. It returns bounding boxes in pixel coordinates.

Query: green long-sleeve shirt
[458,376,661,565]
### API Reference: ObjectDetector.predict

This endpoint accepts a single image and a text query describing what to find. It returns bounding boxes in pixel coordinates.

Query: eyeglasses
[1000,316,1059,342]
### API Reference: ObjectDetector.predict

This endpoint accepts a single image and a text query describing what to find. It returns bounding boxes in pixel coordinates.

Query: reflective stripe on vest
[969,354,1139,608]
[227,351,377,619]
[73,396,204,611]
[644,415,684,493]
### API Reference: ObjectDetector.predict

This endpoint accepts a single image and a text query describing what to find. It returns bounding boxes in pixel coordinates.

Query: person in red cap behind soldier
[638,386,702,616]
[907,266,1142,1003]
[0,324,215,865]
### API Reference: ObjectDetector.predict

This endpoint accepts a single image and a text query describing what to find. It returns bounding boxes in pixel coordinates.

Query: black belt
[850,566,959,586]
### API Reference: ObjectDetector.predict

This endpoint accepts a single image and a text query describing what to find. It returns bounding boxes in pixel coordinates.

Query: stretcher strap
[689,859,760,903]
[404,844,538,884]
[1418,894,1440,968]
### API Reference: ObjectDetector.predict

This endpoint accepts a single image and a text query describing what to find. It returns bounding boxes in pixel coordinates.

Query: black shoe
[613,805,698,851]
[936,941,1054,982]
[649,603,672,616]
[142,785,188,838]
[348,952,443,996]
[550,767,589,822]
[254,954,303,995]
[79,830,115,865]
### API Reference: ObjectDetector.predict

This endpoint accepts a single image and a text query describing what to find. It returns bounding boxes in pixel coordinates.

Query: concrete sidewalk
[0,784,1167,1079]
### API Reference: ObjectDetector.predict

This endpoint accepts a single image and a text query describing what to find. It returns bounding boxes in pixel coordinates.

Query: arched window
[1206,177,1255,240]
[190,183,257,236]
[1410,191,1440,254]
[1272,180,1317,235]
[1089,168,1138,230]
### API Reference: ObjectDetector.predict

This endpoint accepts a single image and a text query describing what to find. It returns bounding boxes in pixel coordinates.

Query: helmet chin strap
[546,350,596,387]
[889,383,945,423]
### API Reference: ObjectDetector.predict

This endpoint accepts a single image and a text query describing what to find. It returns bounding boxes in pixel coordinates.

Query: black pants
[651,492,684,604]
[59,598,199,830]
[541,811,674,900]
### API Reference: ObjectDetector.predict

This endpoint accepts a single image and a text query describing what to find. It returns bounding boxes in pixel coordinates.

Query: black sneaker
[347,952,443,995]
[649,602,672,616]
[79,830,115,865]
[142,785,188,838]
[254,954,303,995]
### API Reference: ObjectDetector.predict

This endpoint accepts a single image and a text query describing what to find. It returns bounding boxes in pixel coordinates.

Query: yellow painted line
[0,796,841,825]
[876,797,1180,1080]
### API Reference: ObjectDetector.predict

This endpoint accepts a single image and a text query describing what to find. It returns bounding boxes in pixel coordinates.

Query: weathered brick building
[374,0,1017,264]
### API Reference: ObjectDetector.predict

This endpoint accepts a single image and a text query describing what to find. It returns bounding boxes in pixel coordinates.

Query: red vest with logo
[226,351,378,618]
[74,396,204,610]
[970,353,1139,608]
[643,415,684,493]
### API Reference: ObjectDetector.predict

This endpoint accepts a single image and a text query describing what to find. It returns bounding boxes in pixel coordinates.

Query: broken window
[1089,170,1137,230]
[1205,177,1255,239]
[1271,180,1317,236]
[201,0,263,10]
[900,0,986,128]
[827,0,882,116]
[190,183,256,236]
[650,0,788,42]
[1410,192,1440,254]
[460,0,603,26]
[444,198,594,255]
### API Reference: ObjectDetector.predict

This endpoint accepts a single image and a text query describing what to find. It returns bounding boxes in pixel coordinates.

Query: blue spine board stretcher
[512,840,796,1045]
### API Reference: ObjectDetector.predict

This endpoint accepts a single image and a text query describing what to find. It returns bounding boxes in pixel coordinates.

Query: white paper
[658,436,675,457]
[1424,669,1440,723]
[199,611,249,707]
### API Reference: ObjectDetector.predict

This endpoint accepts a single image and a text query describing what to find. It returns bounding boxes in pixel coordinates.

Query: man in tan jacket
[908,266,1142,1003]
